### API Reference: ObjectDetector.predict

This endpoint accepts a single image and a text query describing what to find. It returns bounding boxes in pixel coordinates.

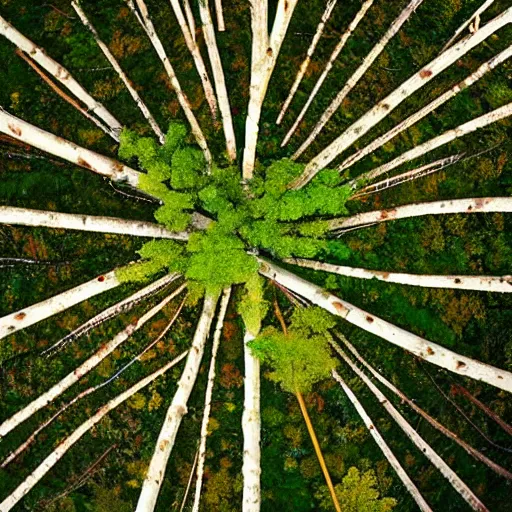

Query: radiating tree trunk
[290,6,512,189]
[214,0,225,31]
[0,14,122,137]
[338,45,512,173]
[332,340,488,511]
[183,0,196,39]
[353,102,512,185]
[276,0,338,125]
[0,268,121,340]
[337,333,512,480]
[136,293,218,512]
[332,369,433,512]
[0,206,186,240]
[327,197,512,232]
[291,0,423,159]
[193,287,231,512]
[127,0,212,167]
[71,1,165,143]
[242,0,298,179]
[280,0,373,147]
[198,0,237,161]
[0,284,186,438]
[258,259,512,393]
[0,109,141,187]
[0,351,188,512]
[285,258,512,293]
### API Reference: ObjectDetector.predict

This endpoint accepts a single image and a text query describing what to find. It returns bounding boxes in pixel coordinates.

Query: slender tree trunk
[0,351,188,512]
[332,341,488,511]
[258,259,512,393]
[71,1,165,143]
[0,14,122,137]
[127,0,212,167]
[285,258,512,293]
[276,0,338,125]
[183,0,196,39]
[338,45,512,173]
[214,0,226,31]
[337,333,512,480]
[0,206,186,240]
[192,287,231,512]
[136,293,218,512]
[353,102,512,185]
[0,109,141,187]
[292,0,423,159]
[290,6,512,189]
[327,197,512,232]
[280,0,374,147]
[0,284,186,439]
[332,369,433,512]
[198,0,237,161]
[0,268,121,340]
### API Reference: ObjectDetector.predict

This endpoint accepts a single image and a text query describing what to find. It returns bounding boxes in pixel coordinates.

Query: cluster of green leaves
[116,126,352,295]
[249,307,338,393]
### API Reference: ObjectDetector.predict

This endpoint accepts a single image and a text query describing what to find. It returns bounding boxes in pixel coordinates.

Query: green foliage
[316,467,397,512]
[238,274,269,335]
[250,307,338,393]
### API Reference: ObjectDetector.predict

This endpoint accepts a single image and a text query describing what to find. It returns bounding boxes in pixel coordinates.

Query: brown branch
[273,297,288,335]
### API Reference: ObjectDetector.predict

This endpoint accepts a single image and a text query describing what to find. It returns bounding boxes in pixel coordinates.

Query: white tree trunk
[242,0,298,179]
[169,0,218,118]
[0,351,188,512]
[0,268,121,340]
[280,0,374,147]
[71,1,165,143]
[353,101,512,185]
[242,329,261,512]
[292,0,423,159]
[214,0,225,31]
[290,6,512,189]
[127,0,212,167]
[441,0,495,52]
[192,287,231,512]
[136,293,218,512]
[0,284,186,439]
[276,0,338,125]
[285,258,512,293]
[0,108,141,187]
[336,333,512,480]
[338,44,512,173]
[332,369,433,512]
[198,0,237,161]
[332,341,488,511]
[0,14,122,138]
[258,259,512,393]
[327,197,512,232]
[0,206,187,240]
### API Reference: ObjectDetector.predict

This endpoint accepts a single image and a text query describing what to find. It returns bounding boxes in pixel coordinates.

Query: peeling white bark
[0,206,187,240]
[353,102,512,185]
[192,287,231,512]
[214,0,225,31]
[281,0,374,146]
[136,293,218,512]
[259,259,512,393]
[290,6,512,189]
[327,197,512,232]
[0,284,186,439]
[332,341,488,511]
[0,108,141,187]
[332,369,433,512]
[0,268,121,341]
[198,0,237,161]
[285,258,512,293]
[71,1,165,143]
[0,351,188,512]
[0,14,122,138]
[242,0,299,179]
[338,45,512,173]
[292,0,423,159]
[276,0,338,125]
